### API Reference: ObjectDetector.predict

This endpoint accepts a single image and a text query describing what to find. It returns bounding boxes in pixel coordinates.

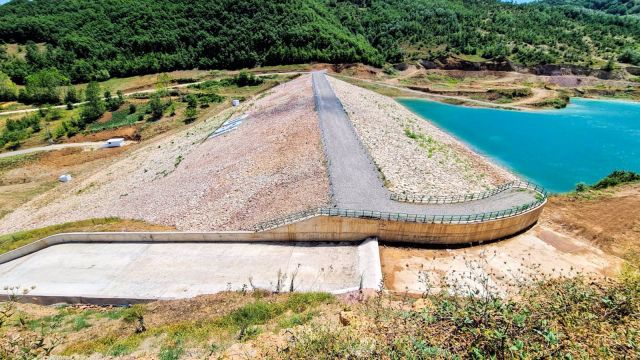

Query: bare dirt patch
[380,225,623,295]
[0,147,136,221]
[540,184,640,264]
[67,126,140,142]
[381,185,639,294]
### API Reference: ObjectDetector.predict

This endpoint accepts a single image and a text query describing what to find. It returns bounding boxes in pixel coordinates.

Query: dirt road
[0,142,107,159]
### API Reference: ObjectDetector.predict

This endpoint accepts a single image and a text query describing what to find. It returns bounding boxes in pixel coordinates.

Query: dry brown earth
[540,184,640,264]
[381,185,640,294]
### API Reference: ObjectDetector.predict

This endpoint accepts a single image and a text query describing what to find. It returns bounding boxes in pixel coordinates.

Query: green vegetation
[1,0,639,84]
[0,113,41,149]
[593,170,640,189]
[404,127,443,158]
[0,0,380,83]
[60,292,334,357]
[575,170,640,192]
[0,218,147,256]
[619,48,640,66]
[86,106,145,132]
[544,0,640,16]
[532,95,571,109]
[283,273,639,359]
[0,71,18,101]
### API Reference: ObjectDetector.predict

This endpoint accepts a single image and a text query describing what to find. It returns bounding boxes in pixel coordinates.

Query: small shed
[105,138,125,148]
[58,174,72,183]
[232,99,240,107]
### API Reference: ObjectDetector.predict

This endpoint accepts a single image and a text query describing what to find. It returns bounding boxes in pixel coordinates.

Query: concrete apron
[0,239,382,305]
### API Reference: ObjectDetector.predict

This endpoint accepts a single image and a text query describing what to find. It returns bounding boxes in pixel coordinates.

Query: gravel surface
[314,72,536,215]
[0,75,330,234]
[327,76,516,196]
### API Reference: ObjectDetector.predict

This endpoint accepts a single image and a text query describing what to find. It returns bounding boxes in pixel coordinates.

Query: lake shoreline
[398,97,640,193]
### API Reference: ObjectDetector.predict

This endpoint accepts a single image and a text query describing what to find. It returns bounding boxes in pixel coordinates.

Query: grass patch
[404,128,444,158]
[424,73,461,86]
[72,315,91,331]
[61,292,334,356]
[0,152,39,171]
[86,106,146,132]
[283,274,640,359]
[532,95,570,109]
[0,218,171,255]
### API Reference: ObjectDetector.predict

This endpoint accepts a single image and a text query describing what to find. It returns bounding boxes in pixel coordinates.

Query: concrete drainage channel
[0,237,382,305]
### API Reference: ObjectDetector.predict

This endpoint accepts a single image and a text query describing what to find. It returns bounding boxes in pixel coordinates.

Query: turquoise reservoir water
[398,98,640,193]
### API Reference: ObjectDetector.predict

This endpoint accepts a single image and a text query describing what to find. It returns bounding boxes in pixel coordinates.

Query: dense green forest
[544,0,640,16]
[0,0,639,84]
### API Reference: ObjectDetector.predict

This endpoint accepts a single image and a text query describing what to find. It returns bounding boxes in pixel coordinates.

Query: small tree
[0,71,18,101]
[148,93,164,120]
[64,86,78,105]
[129,103,137,114]
[156,73,172,97]
[184,94,198,122]
[81,81,106,123]
[603,56,616,71]
[122,305,146,334]
[24,68,69,104]
[117,90,125,104]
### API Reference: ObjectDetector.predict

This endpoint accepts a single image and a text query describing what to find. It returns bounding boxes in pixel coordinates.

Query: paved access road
[0,142,108,159]
[312,71,537,215]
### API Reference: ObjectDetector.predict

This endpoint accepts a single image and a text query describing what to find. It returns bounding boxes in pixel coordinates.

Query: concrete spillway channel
[0,236,382,304]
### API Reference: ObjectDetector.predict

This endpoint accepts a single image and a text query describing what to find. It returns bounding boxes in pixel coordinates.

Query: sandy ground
[328,76,515,196]
[0,75,329,233]
[381,225,623,296]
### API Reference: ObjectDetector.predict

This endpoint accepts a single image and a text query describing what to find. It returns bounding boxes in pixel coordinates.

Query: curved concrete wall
[0,201,545,265]
[265,201,545,244]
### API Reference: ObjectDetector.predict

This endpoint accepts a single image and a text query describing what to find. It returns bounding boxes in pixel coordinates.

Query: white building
[104,138,125,148]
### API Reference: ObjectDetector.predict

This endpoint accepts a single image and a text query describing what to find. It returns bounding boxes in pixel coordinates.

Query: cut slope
[0,75,329,233]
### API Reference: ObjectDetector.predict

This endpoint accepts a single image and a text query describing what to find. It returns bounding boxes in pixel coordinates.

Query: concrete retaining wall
[267,203,545,244]
[0,201,544,265]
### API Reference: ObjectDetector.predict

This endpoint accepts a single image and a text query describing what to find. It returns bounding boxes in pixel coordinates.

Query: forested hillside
[0,0,639,83]
[544,0,640,16]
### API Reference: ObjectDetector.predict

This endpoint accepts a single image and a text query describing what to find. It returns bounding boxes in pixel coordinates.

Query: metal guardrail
[391,180,546,204]
[254,184,547,232]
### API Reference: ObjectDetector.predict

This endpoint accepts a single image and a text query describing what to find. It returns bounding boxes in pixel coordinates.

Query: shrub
[0,114,42,148]
[618,48,640,66]
[592,170,640,190]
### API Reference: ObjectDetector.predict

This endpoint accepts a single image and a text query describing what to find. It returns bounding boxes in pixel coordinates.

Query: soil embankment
[0,75,330,233]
